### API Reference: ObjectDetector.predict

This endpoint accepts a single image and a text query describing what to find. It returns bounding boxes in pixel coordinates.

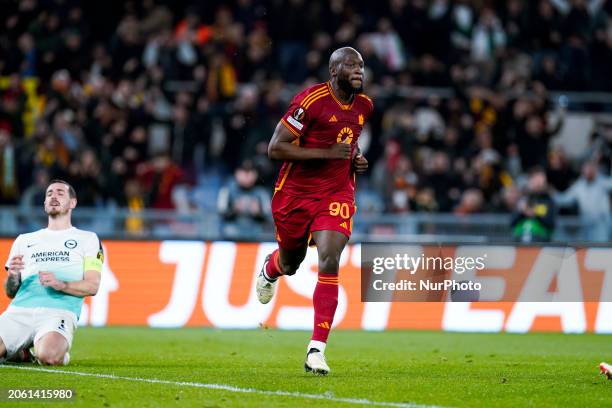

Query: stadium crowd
[1,0,612,240]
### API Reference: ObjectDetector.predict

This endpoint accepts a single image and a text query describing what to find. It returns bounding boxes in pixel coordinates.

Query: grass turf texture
[0,327,611,407]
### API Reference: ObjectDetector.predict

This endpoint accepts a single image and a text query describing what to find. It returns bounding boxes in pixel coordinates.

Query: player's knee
[318,253,340,274]
[279,261,298,276]
[37,349,64,366]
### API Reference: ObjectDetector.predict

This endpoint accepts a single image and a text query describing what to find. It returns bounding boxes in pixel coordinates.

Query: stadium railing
[0,206,600,243]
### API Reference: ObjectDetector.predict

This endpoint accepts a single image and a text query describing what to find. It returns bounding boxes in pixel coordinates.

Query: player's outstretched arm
[268,122,351,161]
[39,270,100,297]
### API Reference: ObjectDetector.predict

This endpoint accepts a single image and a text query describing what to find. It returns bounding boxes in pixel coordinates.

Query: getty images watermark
[360,243,611,302]
[362,245,484,302]
[372,252,485,290]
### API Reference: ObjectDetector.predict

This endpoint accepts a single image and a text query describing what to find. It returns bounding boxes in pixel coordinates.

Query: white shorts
[0,306,77,360]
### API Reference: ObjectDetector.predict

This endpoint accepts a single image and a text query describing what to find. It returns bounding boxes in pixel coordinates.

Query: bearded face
[338,76,363,95]
[44,183,76,217]
[336,54,365,95]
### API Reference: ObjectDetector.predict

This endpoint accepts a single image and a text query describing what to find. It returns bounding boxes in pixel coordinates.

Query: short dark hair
[47,179,77,199]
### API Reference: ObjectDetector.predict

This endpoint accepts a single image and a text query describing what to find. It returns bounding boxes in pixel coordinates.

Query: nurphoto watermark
[361,243,612,302]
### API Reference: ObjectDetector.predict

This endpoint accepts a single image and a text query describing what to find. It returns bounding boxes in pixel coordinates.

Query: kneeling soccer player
[0,180,102,366]
[255,47,372,375]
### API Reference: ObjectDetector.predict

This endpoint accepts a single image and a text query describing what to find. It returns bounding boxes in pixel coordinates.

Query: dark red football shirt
[274,81,374,201]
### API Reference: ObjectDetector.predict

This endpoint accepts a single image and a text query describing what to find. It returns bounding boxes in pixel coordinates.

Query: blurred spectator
[20,168,49,209]
[454,189,485,215]
[500,185,522,213]
[137,153,187,210]
[511,168,555,242]
[105,158,129,206]
[414,187,438,213]
[531,0,563,52]
[534,54,564,90]
[554,161,612,242]
[217,160,270,237]
[124,178,146,237]
[514,111,563,171]
[589,125,612,172]
[387,155,419,213]
[471,8,506,63]
[174,8,211,46]
[0,128,20,204]
[367,18,407,73]
[422,151,461,212]
[546,148,577,192]
[0,74,26,137]
[69,149,104,207]
[269,0,310,83]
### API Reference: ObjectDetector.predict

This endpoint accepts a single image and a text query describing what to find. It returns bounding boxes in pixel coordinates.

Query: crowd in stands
[1,0,612,240]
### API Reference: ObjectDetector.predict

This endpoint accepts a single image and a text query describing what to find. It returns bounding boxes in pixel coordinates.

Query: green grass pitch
[0,327,611,407]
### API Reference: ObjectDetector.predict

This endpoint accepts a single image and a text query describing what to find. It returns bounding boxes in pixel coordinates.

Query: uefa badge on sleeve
[293,107,305,121]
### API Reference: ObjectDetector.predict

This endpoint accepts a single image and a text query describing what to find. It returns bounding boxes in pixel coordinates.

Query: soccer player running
[0,180,103,366]
[256,47,372,375]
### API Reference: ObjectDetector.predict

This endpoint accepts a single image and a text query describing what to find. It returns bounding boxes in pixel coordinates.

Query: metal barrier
[0,206,601,243]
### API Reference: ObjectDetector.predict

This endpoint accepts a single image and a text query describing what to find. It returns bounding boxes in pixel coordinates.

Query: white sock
[308,340,326,354]
[62,352,70,366]
[262,269,277,282]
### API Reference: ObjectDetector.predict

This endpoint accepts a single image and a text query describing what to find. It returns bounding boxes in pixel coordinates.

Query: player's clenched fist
[39,271,67,291]
[353,153,368,174]
[327,143,352,159]
[7,255,24,277]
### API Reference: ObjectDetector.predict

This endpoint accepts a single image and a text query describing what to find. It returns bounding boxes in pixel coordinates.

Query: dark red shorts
[271,190,356,250]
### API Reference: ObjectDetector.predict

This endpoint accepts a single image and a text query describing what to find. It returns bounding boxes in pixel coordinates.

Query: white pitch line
[0,365,442,408]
